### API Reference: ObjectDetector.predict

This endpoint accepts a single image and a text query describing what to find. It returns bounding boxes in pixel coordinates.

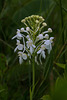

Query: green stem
[32,55,35,100]
[30,56,35,100]
[28,60,31,87]
[60,0,65,63]
[32,56,35,90]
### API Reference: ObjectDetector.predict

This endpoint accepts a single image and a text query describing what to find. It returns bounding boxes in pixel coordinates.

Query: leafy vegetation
[0,0,67,100]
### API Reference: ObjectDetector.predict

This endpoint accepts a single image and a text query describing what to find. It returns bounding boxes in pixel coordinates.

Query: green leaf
[64,63,67,78]
[0,84,8,100]
[41,95,50,100]
[52,77,67,100]
[0,89,5,93]
[55,62,65,69]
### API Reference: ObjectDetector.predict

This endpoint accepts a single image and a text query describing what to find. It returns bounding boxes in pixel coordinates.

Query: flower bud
[36,20,39,24]
[21,19,25,23]
[48,28,52,32]
[42,22,47,26]
[26,27,30,32]
[44,34,49,39]
[20,28,25,32]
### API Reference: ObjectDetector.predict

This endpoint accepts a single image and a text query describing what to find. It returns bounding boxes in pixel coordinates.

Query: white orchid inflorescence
[12,15,54,64]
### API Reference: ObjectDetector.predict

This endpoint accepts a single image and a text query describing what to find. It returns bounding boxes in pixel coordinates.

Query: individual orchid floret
[37,34,43,40]
[44,34,49,39]
[14,40,24,52]
[50,37,54,43]
[18,51,27,64]
[17,29,20,33]
[12,29,22,40]
[37,44,46,58]
[20,28,25,32]
[37,44,46,64]
[37,45,45,54]
[26,35,30,40]
[26,39,36,54]
[44,40,52,54]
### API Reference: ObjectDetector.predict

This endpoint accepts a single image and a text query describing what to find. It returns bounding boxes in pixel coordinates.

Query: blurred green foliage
[0,0,67,100]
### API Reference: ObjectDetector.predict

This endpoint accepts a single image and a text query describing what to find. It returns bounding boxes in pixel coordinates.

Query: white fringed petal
[50,37,54,43]
[12,32,22,40]
[12,35,17,40]
[19,57,23,64]
[26,35,30,40]
[22,53,27,60]
[32,44,36,48]
[18,52,27,64]
[18,44,23,50]
[41,51,46,59]
[30,46,33,54]
[44,40,52,54]
[14,47,18,52]
[35,56,39,65]
[37,49,42,54]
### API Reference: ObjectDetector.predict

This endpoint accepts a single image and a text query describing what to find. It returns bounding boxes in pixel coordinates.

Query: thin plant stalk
[30,55,35,100]
[32,55,35,99]
[60,0,65,63]
[32,55,35,91]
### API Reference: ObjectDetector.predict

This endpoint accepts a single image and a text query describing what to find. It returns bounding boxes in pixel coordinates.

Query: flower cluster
[12,15,54,64]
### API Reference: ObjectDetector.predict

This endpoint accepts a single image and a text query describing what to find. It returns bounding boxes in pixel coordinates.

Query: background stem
[60,0,65,63]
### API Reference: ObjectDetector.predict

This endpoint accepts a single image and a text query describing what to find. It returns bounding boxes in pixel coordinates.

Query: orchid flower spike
[12,15,54,64]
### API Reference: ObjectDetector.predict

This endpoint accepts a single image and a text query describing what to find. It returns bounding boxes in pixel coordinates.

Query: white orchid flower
[50,37,54,43]
[37,44,46,64]
[44,37,54,54]
[44,40,52,54]
[44,36,54,54]
[37,44,46,59]
[37,34,43,40]
[44,34,49,39]
[17,29,20,33]
[12,29,23,40]
[20,28,25,32]
[26,35,30,40]
[26,39,36,54]
[18,51,27,64]
[20,27,30,34]
[14,40,24,52]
